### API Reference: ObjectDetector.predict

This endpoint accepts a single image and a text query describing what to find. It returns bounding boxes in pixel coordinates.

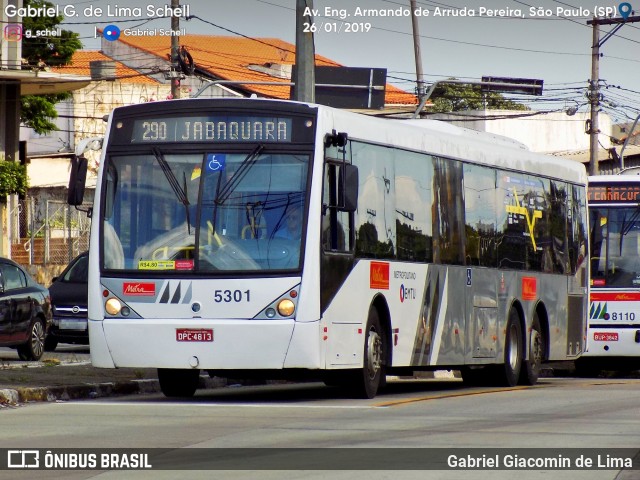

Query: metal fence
[9,197,91,266]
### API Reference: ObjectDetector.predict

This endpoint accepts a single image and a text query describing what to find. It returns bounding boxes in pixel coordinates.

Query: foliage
[21,93,72,134]
[20,0,82,134]
[0,161,29,197]
[429,81,529,113]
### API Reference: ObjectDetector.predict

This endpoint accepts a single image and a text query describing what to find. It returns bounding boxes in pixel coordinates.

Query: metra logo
[123,282,155,296]
[522,277,537,300]
[370,262,390,290]
[505,188,542,250]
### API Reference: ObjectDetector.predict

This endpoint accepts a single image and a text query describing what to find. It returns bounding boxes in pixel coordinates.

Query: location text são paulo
[316,5,619,19]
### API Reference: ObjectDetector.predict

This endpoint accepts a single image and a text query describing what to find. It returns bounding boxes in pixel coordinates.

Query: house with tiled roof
[16,51,172,266]
[23,50,171,170]
[99,33,417,108]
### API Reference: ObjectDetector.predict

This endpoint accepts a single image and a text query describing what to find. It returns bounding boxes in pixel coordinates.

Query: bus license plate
[593,332,618,342]
[176,329,213,342]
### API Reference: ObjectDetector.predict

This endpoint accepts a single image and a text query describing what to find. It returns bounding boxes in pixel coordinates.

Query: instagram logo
[4,24,23,41]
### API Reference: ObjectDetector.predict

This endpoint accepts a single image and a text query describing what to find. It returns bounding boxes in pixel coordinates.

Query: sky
[18,0,640,121]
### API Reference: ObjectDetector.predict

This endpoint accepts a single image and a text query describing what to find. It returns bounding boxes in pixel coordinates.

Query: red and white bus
[579,174,640,374]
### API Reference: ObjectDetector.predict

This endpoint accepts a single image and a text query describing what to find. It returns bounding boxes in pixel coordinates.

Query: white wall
[431,110,612,154]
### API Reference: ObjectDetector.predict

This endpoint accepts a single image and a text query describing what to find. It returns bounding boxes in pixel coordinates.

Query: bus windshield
[102,149,309,273]
[590,205,640,288]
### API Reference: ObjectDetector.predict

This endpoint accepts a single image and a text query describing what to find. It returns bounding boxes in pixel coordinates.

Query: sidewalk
[0,358,164,405]
[0,348,263,406]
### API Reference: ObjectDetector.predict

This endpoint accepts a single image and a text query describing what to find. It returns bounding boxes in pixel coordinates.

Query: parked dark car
[45,251,88,352]
[0,257,52,360]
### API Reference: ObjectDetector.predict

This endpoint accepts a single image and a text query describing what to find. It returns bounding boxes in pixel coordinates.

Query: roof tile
[115,34,416,105]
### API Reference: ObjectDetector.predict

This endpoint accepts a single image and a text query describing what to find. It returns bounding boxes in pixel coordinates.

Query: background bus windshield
[590,206,640,288]
[102,150,309,272]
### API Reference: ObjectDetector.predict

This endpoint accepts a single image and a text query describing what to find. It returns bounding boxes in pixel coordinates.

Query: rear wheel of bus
[501,307,523,387]
[520,313,544,385]
[157,368,200,398]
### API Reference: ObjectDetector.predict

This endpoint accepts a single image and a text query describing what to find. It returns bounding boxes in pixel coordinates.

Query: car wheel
[157,368,200,397]
[17,319,46,361]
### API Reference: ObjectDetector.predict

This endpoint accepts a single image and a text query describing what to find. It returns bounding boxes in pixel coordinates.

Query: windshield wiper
[152,148,192,234]
[215,144,264,205]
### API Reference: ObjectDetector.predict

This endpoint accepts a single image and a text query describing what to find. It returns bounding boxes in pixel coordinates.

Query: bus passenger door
[467,268,498,360]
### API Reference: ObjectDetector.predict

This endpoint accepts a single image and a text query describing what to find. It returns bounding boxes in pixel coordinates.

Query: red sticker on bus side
[370,262,390,290]
[522,277,537,301]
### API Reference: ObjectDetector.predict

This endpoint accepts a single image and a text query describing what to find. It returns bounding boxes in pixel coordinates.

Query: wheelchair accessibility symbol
[206,153,226,172]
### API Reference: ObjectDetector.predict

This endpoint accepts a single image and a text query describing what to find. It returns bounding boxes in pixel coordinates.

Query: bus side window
[322,162,352,251]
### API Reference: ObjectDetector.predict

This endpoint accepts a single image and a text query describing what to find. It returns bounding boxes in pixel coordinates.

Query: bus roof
[107,97,587,185]
[318,103,587,185]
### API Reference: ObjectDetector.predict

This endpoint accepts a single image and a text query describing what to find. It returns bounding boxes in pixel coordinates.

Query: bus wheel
[520,314,544,385]
[353,308,386,399]
[501,308,523,387]
[157,368,200,398]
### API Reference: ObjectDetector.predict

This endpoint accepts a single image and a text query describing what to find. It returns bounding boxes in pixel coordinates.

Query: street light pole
[293,0,315,102]
[586,14,640,175]
[588,19,600,176]
[170,0,181,99]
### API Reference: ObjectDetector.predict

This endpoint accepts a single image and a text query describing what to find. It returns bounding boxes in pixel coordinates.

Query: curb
[0,375,234,406]
[0,379,162,406]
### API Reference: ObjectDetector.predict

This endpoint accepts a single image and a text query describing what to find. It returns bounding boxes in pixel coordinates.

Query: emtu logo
[3,24,23,41]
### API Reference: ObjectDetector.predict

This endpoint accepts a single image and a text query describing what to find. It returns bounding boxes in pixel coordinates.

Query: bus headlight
[105,298,122,315]
[277,299,295,317]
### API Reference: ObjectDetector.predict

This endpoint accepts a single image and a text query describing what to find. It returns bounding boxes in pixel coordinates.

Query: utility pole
[588,19,600,176]
[587,13,640,175]
[170,0,180,99]
[293,0,315,102]
[410,0,426,103]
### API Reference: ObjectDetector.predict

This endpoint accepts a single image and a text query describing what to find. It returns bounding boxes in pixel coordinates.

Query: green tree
[20,0,82,134]
[429,80,529,113]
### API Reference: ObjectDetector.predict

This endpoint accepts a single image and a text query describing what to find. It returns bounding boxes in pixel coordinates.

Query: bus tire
[353,308,386,399]
[501,308,523,387]
[520,313,544,385]
[157,368,200,398]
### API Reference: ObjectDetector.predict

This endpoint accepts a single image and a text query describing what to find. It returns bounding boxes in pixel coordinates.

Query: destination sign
[130,116,293,143]
[588,183,640,204]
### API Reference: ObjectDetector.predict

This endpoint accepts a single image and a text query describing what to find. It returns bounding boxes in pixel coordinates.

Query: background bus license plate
[594,332,618,341]
[176,329,213,342]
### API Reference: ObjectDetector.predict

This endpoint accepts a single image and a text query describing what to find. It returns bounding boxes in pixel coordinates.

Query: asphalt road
[2,376,640,480]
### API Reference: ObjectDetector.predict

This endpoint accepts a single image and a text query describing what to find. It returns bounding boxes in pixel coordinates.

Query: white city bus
[68,98,588,398]
[578,174,640,374]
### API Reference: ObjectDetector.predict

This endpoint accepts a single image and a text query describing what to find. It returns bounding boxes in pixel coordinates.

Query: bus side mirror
[68,156,88,206]
[338,163,358,212]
